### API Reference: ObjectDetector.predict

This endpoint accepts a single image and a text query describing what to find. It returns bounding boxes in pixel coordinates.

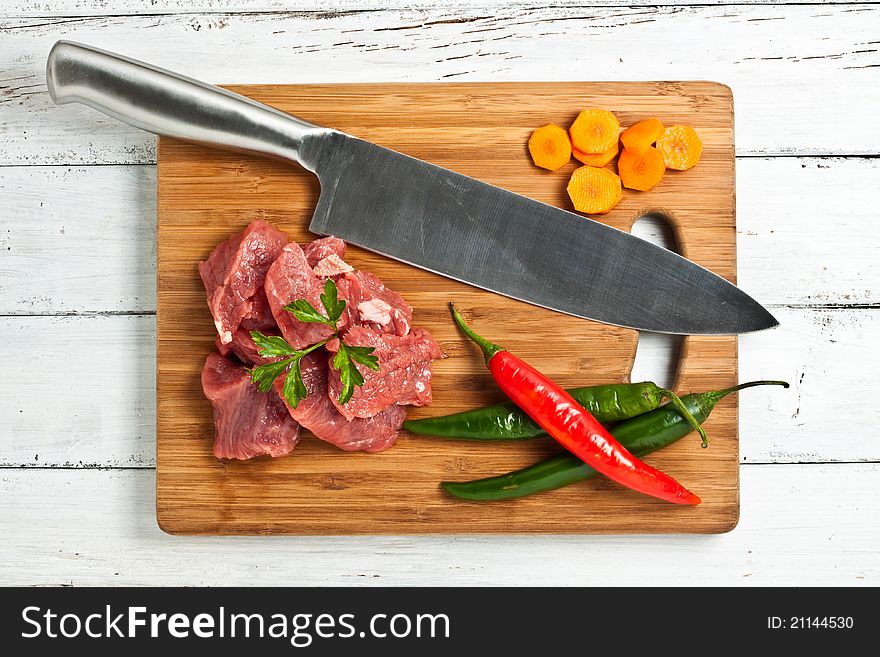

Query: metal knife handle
[46,40,326,168]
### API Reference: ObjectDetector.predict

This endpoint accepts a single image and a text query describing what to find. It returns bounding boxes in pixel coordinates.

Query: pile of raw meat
[199,220,444,460]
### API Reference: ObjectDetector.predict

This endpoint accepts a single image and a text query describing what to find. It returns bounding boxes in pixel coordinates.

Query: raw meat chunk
[201,352,300,460]
[264,242,336,349]
[336,271,413,336]
[201,223,442,461]
[216,290,279,366]
[198,220,287,345]
[327,327,444,420]
[275,352,405,453]
[303,236,346,268]
[306,237,352,278]
[216,328,275,366]
[266,246,412,349]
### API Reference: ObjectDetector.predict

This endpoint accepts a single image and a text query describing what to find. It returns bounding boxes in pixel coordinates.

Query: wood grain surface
[156,81,736,534]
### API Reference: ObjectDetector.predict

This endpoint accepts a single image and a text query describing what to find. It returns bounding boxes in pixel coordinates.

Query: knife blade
[46,40,777,334]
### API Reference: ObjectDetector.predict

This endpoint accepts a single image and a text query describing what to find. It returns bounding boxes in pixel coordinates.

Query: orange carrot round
[572,142,619,167]
[567,165,622,215]
[619,147,666,192]
[620,118,665,155]
[528,124,572,171]
[657,124,702,171]
[569,109,620,154]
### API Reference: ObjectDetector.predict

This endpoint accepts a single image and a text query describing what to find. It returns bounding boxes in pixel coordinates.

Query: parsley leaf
[319,279,347,323]
[282,361,308,409]
[250,331,297,358]
[251,279,377,408]
[249,333,329,408]
[250,358,295,393]
[251,348,325,408]
[331,341,377,405]
[252,355,306,409]
[345,344,380,371]
[283,299,334,326]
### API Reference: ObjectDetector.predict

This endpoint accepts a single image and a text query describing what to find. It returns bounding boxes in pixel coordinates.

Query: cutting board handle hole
[629,213,684,390]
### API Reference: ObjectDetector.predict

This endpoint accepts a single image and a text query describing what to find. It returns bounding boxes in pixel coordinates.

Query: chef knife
[46,40,777,335]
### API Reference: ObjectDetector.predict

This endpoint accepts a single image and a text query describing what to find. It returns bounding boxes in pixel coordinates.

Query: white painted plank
[2,157,876,314]
[0,315,156,468]
[2,5,879,164]
[0,165,157,314]
[3,2,865,19]
[0,465,875,585]
[0,306,872,467]
[737,157,880,308]
[739,307,880,464]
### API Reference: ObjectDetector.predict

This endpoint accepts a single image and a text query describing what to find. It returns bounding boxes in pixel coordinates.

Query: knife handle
[46,40,327,168]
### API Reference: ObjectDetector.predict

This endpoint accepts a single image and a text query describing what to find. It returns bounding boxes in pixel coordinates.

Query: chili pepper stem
[712,380,790,400]
[662,381,788,449]
[450,303,504,364]
[658,388,709,448]
[693,380,789,447]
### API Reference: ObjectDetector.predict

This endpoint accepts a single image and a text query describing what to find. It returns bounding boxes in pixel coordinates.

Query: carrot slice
[528,124,572,171]
[619,147,666,191]
[620,118,665,155]
[567,166,622,215]
[572,142,619,167]
[656,124,702,171]
[569,109,620,154]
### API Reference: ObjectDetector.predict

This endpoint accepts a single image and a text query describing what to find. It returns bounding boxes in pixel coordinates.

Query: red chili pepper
[450,304,701,505]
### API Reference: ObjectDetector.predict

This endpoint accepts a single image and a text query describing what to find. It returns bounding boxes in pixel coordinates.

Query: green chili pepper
[405,381,708,445]
[440,380,788,501]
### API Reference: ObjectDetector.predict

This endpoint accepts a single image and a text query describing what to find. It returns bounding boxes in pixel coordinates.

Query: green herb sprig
[250,279,379,409]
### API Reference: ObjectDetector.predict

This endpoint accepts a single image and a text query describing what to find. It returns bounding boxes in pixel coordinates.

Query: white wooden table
[1,0,878,586]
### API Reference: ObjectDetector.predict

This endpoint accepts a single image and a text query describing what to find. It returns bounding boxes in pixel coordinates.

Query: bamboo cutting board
[157,82,737,534]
